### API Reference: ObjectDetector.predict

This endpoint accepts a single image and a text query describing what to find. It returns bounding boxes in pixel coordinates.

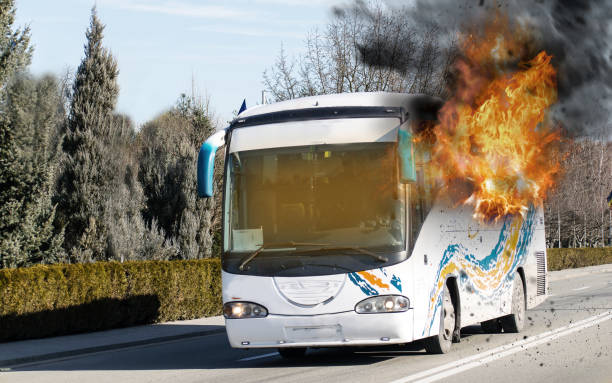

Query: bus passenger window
[409,164,437,251]
[409,182,424,252]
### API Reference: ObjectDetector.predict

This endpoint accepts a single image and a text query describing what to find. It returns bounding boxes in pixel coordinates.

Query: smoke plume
[340,0,612,137]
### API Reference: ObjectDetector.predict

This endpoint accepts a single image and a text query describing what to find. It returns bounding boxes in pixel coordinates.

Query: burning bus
[197,92,548,357]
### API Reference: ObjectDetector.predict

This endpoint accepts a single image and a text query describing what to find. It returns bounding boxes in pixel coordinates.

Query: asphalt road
[3,268,611,383]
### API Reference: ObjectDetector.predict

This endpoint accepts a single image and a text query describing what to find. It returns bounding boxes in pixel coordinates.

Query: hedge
[0,259,222,342]
[547,247,612,271]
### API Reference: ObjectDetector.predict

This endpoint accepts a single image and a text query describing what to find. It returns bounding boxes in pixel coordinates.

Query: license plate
[285,325,343,341]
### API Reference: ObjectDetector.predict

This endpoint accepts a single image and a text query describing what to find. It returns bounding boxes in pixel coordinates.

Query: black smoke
[338,0,612,137]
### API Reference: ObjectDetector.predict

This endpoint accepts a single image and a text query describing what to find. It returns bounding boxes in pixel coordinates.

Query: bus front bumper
[225,310,413,348]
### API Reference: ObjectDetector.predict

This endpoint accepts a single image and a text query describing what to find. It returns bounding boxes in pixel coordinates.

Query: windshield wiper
[293,246,389,263]
[238,241,329,271]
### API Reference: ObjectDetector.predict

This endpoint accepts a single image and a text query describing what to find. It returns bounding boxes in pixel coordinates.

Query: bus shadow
[259,324,482,368]
[461,324,485,336]
[13,327,483,372]
[262,341,429,368]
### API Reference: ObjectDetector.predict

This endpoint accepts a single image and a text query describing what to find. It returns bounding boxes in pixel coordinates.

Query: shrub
[547,247,612,271]
[0,259,221,341]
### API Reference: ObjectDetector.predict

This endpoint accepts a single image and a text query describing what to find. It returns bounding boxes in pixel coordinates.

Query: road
[3,268,611,383]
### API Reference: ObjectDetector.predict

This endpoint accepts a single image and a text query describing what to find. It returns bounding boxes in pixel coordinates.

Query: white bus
[197,92,548,357]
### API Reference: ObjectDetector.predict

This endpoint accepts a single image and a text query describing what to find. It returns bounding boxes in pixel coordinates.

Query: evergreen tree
[0,74,66,267]
[0,0,64,267]
[175,95,221,258]
[0,0,31,229]
[0,0,30,87]
[138,94,219,259]
[56,8,144,262]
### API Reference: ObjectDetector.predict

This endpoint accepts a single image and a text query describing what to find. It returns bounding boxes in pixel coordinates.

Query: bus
[197,92,548,357]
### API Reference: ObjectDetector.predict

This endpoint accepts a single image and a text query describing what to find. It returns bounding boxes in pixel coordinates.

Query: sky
[15,0,341,126]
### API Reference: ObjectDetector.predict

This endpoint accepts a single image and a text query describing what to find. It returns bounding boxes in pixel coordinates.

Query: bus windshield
[223,142,407,276]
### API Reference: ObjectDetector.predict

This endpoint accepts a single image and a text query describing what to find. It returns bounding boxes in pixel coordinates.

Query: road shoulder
[0,315,225,367]
[547,263,612,282]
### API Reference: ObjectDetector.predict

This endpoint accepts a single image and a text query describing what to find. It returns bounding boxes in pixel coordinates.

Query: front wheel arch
[423,278,460,354]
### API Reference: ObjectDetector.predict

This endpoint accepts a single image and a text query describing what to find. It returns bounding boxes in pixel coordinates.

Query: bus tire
[481,318,503,333]
[424,285,454,354]
[278,347,307,359]
[501,274,525,333]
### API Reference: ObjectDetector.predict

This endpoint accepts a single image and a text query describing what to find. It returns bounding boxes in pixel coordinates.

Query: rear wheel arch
[445,277,461,342]
[501,271,526,333]
[516,266,527,309]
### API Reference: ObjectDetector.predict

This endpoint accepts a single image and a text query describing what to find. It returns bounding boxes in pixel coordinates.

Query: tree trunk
[557,206,561,248]
[602,209,605,248]
[583,212,587,248]
[573,219,576,248]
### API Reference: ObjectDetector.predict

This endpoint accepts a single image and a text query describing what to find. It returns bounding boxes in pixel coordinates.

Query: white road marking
[237,352,279,362]
[389,310,612,383]
[572,286,590,291]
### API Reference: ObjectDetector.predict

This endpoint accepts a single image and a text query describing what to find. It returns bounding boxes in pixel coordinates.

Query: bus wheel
[501,275,525,333]
[424,285,454,354]
[278,347,307,359]
[481,318,503,333]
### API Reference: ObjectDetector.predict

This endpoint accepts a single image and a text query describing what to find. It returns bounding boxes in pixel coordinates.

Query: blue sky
[15,0,340,126]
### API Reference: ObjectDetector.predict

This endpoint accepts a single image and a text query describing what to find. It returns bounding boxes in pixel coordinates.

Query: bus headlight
[355,295,410,314]
[223,302,268,319]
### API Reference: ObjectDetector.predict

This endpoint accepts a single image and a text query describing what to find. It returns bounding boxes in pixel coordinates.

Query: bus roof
[236,92,443,121]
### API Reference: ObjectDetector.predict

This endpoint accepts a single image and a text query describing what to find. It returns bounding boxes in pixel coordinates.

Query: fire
[430,16,560,221]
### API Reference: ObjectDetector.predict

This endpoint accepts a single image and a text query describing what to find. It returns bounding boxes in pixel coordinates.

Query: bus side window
[409,160,435,252]
[418,162,435,218]
[412,119,437,215]
[409,179,424,252]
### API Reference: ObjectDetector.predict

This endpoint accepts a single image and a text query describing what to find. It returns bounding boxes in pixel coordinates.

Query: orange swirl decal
[357,271,390,289]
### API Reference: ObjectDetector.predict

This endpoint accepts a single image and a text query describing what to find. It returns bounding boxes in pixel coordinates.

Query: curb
[0,326,226,368]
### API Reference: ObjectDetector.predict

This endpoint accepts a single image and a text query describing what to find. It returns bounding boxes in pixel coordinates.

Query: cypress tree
[138,94,219,259]
[0,0,31,222]
[55,7,122,261]
[0,1,64,267]
[0,0,30,86]
[176,96,219,258]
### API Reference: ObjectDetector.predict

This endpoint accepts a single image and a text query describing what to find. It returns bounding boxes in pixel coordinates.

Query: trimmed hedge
[0,259,222,342]
[547,247,612,271]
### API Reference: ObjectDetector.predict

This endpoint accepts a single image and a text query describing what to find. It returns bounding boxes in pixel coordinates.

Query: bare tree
[263,1,454,102]
[544,137,612,248]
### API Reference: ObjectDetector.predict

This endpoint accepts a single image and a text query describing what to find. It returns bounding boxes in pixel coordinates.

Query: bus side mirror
[197,130,226,198]
[398,126,417,183]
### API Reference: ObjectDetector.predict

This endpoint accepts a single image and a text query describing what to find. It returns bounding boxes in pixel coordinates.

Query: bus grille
[274,275,346,306]
[536,251,546,296]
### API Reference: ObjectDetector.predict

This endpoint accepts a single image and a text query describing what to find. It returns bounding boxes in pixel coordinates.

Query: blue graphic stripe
[348,272,378,296]
[423,205,537,336]
[464,217,511,271]
[391,275,402,292]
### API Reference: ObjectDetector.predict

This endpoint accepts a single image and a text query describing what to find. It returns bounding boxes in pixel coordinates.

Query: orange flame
[430,16,561,221]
